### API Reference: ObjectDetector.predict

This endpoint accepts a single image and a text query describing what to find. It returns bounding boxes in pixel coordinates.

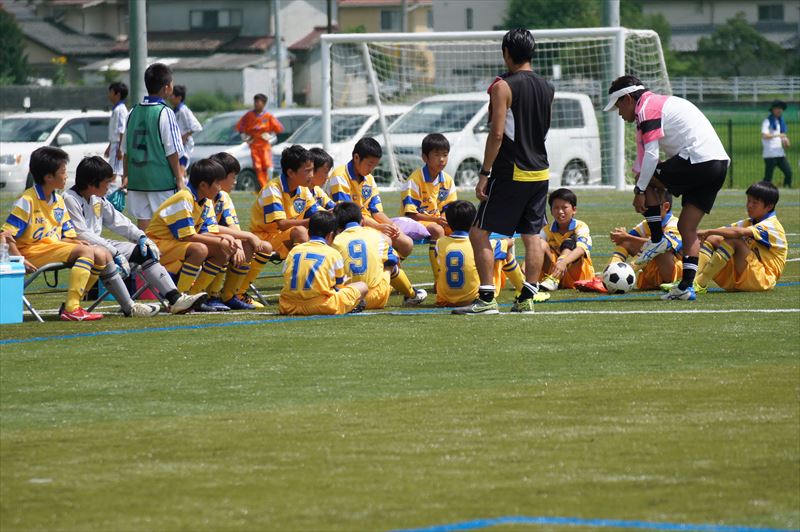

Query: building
[338,0,431,33]
[432,0,504,32]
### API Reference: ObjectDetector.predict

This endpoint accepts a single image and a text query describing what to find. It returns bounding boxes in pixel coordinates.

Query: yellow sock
[611,246,628,263]
[695,242,733,288]
[220,264,250,302]
[698,241,714,275]
[85,263,104,295]
[191,260,224,294]
[237,252,271,297]
[502,256,525,295]
[176,261,202,293]
[390,265,415,298]
[428,242,438,279]
[206,269,226,297]
[65,257,94,312]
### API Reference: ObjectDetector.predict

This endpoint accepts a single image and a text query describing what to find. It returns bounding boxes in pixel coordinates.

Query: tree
[0,8,29,85]
[695,13,786,76]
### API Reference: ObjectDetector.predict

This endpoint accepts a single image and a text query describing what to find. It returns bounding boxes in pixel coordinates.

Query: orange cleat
[59,306,103,321]
[574,276,608,294]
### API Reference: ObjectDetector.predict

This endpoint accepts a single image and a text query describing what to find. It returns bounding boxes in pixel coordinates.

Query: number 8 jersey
[434,231,510,306]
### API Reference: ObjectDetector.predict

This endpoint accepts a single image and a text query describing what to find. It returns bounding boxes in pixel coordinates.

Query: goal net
[321,28,670,189]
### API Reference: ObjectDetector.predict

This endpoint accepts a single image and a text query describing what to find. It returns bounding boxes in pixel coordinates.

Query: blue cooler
[0,256,25,324]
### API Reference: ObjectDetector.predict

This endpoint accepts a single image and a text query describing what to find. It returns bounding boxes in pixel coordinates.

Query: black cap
[770,100,787,110]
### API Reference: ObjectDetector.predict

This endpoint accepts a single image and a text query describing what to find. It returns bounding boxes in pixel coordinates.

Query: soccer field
[1,189,798,531]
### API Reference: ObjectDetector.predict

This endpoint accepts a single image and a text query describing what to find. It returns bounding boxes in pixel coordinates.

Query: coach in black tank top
[454,29,554,315]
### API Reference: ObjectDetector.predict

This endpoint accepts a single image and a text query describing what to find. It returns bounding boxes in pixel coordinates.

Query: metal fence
[672,77,799,103]
[0,86,109,113]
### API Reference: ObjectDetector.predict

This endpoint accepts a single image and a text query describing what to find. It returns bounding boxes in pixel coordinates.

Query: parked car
[0,110,110,194]
[191,108,320,190]
[379,92,601,187]
[271,105,410,177]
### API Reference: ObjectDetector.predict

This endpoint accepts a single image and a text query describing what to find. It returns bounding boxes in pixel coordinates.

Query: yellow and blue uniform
[279,237,362,315]
[402,166,457,218]
[333,222,399,309]
[713,211,787,291]
[328,161,384,219]
[539,218,595,288]
[312,185,336,210]
[146,184,218,269]
[213,190,240,229]
[2,184,80,266]
[621,213,682,289]
[250,173,319,258]
[434,231,514,306]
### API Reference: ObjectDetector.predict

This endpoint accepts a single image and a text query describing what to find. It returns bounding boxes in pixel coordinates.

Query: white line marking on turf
[787,258,800,262]
[526,308,800,316]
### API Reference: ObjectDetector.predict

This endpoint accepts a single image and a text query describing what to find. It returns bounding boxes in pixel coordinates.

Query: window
[58,120,88,145]
[87,118,108,143]
[550,98,584,130]
[190,9,243,29]
[427,9,433,29]
[466,8,473,30]
[758,4,784,21]
[380,9,401,31]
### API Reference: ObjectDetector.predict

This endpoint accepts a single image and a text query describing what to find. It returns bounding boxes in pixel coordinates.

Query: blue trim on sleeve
[168,217,194,238]
[332,191,351,202]
[402,196,422,207]
[263,203,283,214]
[5,214,28,232]
[368,195,382,213]
[304,203,320,219]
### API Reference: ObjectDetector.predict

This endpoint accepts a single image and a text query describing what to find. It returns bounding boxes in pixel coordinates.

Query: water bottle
[0,234,9,263]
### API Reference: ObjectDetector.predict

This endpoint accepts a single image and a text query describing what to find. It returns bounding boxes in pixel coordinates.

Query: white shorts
[110,240,137,259]
[128,190,175,221]
[108,142,123,175]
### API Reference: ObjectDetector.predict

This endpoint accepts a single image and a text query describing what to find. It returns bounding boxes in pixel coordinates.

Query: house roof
[17,18,116,58]
[288,25,338,52]
[338,0,430,6]
[111,30,240,54]
[219,35,275,53]
[80,53,271,73]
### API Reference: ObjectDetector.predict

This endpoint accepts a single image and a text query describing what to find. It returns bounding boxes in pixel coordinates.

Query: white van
[382,92,601,187]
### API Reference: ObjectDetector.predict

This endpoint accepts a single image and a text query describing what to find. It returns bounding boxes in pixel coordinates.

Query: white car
[381,92,601,187]
[1,110,111,194]
[272,105,410,176]
[191,108,320,191]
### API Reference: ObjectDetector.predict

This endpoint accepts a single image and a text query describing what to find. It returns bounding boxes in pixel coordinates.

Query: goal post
[320,28,670,190]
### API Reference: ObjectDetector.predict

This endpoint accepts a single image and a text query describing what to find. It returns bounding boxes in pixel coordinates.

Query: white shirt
[174,103,203,156]
[108,101,128,144]
[761,118,786,158]
[120,96,185,158]
[63,188,145,256]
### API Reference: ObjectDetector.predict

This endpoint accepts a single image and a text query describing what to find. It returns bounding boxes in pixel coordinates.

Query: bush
[188,91,244,113]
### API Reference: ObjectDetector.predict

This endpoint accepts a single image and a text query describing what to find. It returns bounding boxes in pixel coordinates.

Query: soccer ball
[602,262,636,294]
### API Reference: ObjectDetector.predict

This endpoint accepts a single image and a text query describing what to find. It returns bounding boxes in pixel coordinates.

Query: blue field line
[4,282,799,346]
[391,515,799,532]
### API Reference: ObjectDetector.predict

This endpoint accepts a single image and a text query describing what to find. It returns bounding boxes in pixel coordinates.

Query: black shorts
[654,156,729,214]
[473,178,548,236]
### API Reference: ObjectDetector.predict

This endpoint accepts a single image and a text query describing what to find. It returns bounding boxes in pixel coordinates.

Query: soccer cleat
[539,275,559,291]
[349,299,367,314]
[510,297,535,314]
[223,296,256,310]
[169,293,208,314]
[240,293,265,309]
[659,281,679,292]
[451,298,499,315]
[59,306,103,321]
[574,277,608,294]
[533,291,551,303]
[205,297,231,311]
[694,283,708,295]
[267,252,284,264]
[634,238,670,266]
[195,302,221,312]
[125,302,161,317]
[661,285,697,301]
[403,288,428,306]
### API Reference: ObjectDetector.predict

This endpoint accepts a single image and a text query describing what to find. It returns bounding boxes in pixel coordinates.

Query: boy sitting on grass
[537,188,595,291]
[279,210,368,315]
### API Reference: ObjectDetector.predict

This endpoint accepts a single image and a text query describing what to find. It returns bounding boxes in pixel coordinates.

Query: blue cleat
[661,285,696,301]
[205,297,232,311]
[223,296,257,310]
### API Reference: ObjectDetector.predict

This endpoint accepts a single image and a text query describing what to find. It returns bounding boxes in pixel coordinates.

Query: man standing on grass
[456,28,553,315]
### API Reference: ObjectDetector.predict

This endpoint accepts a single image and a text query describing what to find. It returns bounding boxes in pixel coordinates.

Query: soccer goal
[320,28,670,190]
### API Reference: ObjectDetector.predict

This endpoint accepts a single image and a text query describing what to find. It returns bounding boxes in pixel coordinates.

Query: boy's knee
[186,242,208,262]
[352,281,369,298]
[94,246,112,263]
[705,235,724,247]
[290,226,309,243]
[427,224,444,239]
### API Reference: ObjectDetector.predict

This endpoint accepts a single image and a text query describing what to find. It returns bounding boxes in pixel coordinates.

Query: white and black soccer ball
[602,262,636,294]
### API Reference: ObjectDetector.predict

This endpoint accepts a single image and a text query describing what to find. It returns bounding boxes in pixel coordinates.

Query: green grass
[1,189,799,531]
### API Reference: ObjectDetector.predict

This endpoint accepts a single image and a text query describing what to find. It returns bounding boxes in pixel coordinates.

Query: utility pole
[602,0,620,27]
[327,0,332,34]
[272,0,283,107]
[128,0,147,102]
[401,0,408,32]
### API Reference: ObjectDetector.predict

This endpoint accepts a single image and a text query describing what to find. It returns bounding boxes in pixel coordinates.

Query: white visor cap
[603,85,645,112]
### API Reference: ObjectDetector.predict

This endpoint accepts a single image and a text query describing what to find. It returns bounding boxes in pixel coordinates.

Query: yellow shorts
[637,256,682,290]
[19,240,80,268]
[713,252,779,292]
[365,276,391,309]
[542,249,595,289]
[279,285,362,315]
[152,239,193,274]
[420,220,453,237]
[259,229,294,260]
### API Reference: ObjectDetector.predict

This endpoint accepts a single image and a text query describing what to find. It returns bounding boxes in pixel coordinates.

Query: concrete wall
[642,0,800,25]
[339,5,432,33]
[146,0,271,36]
[0,86,109,112]
[433,0,504,32]
[279,0,332,50]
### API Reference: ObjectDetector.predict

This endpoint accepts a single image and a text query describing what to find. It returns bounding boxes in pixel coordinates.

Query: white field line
[787,258,800,262]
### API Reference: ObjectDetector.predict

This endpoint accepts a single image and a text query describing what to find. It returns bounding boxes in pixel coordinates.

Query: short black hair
[421,133,450,156]
[281,145,311,173]
[608,75,647,101]
[209,152,241,176]
[353,137,382,159]
[444,200,477,232]
[108,81,128,101]
[746,181,780,209]
[332,201,362,230]
[548,188,578,208]
[144,63,173,95]
[74,156,113,191]
[172,84,186,102]
[29,146,69,185]
[502,28,536,65]
[189,159,225,188]
[308,210,338,239]
[254,93,267,103]
[309,147,334,171]
[663,191,673,210]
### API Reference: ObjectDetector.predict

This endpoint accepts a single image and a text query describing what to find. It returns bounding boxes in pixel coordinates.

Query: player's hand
[116,147,123,160]
[609,228,628,245]
[378,223,399,238]
[104,145,110,158]
[256,240,272,254]
[475,176,489,201]
[138,236,160,261]
[552,259,568,279]
[232,247,246,267]
[632,193,646,214]
[219,236,238,256]
[437,217,449,227]
[782,135,791,147]
[113,253,131,277]
[23,259,37,274]
[697,229,709,241]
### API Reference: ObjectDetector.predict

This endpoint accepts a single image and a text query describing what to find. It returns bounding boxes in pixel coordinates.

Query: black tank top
[493,70,554,179]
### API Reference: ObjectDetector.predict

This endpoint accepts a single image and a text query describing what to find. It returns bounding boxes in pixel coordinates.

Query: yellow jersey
[328,161,384,218]
[2,184,77,247]
[333,223,398,288]
[213,190,240,229]
[539,218,593,256]
[250,173,319,235]
[402,166,457,216]
[312,185,335,210]
[281,238,346,300]
[629,212,682,253]
[146,184,218,241]
[435,231,507,305]
[731,211,787,277]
